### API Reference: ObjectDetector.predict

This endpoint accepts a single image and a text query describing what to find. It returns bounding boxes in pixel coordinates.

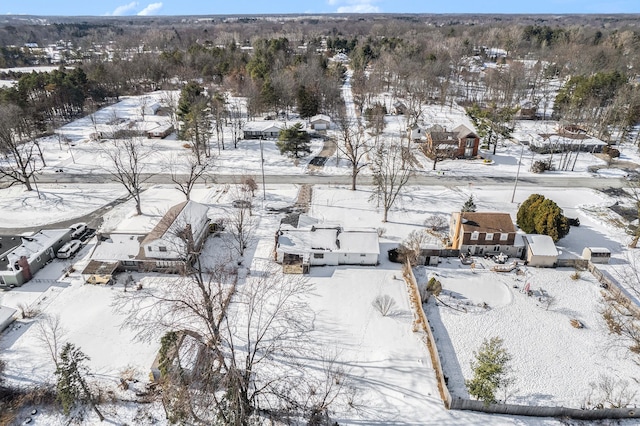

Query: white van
[69,223,88,239]
[57,240,82,259]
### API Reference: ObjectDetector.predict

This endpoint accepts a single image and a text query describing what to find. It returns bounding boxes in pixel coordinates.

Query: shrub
[603,145,620,158]
[372,295,396,317]
[531,160,551,174]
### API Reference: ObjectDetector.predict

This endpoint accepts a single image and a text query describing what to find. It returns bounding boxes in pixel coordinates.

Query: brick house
[449,212,524,258]
[424,124,480,159]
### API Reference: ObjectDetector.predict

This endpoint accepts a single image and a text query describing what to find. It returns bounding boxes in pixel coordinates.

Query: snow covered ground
[2,85,640,424]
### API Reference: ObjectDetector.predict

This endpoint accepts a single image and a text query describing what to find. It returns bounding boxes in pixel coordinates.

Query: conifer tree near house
[462,195,477,212]
[277,122,311,158]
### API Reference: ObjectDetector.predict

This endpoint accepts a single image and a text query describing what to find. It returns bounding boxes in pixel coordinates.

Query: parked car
[57,240,82,259]
[69,222,88,239]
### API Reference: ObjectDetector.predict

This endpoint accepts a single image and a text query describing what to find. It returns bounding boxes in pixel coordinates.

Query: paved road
[17,171,626,190]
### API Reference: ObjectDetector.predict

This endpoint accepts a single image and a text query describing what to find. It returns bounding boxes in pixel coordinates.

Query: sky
[1,0,639,16]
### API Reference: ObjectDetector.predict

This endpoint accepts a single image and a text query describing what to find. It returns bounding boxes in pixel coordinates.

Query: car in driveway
[69,222,88,239]
[56,240,82,259]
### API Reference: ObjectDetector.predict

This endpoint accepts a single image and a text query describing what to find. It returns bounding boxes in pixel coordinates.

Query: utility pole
[259,137,266,201]
[511,143,525,203]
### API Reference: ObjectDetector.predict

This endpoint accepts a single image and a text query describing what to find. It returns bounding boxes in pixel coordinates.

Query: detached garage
[523,234,558,267]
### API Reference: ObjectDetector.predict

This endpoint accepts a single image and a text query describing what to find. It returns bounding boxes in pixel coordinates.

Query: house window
[494,246,500,252]
[500,233,508,241]
[466,138,475,148]
[485,233,494,241]
[147,247,153,252]
[470,231,479,240]
[360,254,367,257]
[159,246,167,252]
[313,253,324,259]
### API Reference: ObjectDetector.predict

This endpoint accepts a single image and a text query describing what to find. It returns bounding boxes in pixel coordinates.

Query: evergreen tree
[465,337,512,406]
[516,194,569,242]
[462,195,477,212]
[276,122,311,158]
[55,343,104,421]
[297,85,319,119]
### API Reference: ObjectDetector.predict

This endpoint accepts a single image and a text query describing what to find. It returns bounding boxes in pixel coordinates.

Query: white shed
[582,247,611,264]
[523,234,558,267]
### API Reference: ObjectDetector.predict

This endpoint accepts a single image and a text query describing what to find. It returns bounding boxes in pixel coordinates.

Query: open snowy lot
[421,262,636,409]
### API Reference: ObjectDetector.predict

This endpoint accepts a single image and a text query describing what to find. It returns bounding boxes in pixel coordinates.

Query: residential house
[143,102,161,116]
[424,124,479,160]
[449,212,523,258]
[309,114,331,130]
[276,216,380,271]
[408,124,426,142]
[522,234,558,267]
[84,201,211,278]
[0,229,72,287]
[242,122,284,140]
[392,101,407,115]
[140,201,210,270]
[147,123,174,139]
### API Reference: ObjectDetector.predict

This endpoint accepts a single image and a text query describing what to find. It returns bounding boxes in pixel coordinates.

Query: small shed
[582,247,611,264]
[0,305,17,332]
[523,234,558,267]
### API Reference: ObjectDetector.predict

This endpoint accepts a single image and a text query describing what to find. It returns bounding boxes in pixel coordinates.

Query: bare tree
[370,139,416,222]
[34,313,67,369]
[102,137,154,215]
[170,154,213,201]
[335,107,371,191]
[223,193,256,260]
[0,104,39,191]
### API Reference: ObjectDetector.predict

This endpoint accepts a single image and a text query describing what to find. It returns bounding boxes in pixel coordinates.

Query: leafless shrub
[376,227,387,238]
[17,302,39,319]
[570,270,581,280]
[588,374,638,409]
[372,295,396,317]
[424,214,448,231]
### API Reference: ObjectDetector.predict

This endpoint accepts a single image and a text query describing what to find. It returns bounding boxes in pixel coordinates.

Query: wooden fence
[402,262,452,408]
[408,258,640,420]
[450,398,640,420]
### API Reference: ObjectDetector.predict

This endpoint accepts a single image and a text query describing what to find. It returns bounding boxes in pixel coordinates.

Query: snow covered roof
[92,234,145,261]
[6,229,70,269]
[0,305,17,332]
[278,226,379,255]
[242,121,285,132]
[310,114,331,123]
[524,234,558,257]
